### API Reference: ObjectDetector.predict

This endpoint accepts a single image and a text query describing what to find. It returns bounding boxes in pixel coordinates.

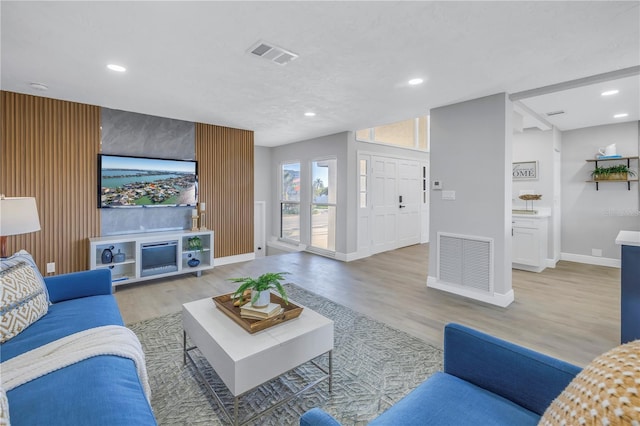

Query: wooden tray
[212,292,303,334]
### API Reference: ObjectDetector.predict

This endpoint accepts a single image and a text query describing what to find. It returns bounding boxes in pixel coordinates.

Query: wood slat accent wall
[1,91,100,274]
[195,123,254,258]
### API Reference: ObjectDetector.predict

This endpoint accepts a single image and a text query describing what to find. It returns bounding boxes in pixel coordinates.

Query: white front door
[365,155,422,255]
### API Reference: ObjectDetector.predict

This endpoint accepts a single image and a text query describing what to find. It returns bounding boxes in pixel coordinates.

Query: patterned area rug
[129,284,442,425]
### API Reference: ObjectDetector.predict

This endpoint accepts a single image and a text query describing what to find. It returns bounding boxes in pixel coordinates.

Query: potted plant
[187,236,203,267]
[591,164,636,181]
[229,272,289,308]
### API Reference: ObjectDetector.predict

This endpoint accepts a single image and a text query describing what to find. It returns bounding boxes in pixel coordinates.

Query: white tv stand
[89,230,214,286]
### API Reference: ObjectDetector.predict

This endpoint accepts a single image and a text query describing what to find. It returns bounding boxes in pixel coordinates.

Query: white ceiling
[1,1,639,147]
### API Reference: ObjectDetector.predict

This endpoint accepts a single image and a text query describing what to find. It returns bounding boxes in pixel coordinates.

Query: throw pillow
[0,387,9,425]
[539,339,640,426]
[0,251,50,343]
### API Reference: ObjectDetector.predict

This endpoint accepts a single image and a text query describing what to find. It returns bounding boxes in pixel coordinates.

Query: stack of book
[240,302,284,320]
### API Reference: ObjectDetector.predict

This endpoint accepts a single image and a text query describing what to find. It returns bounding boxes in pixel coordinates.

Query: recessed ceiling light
[601,89,619,96]
[613,113,628,119]
[107,64,126,72]
[29,82,48,91]
[408,78,424,86]
[304,112,316,117]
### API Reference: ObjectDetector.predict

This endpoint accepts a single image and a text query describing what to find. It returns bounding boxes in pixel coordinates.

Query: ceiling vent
[247,40,298,66]
[545,110,565,117]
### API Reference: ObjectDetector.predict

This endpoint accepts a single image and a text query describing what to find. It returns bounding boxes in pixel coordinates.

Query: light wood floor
[115,244,620,366]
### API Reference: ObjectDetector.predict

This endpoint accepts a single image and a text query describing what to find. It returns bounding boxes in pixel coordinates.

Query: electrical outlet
[591,249,602,257]
[46,262,55,273]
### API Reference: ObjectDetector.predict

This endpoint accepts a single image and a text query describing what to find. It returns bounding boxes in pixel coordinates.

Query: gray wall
[100,108,196,235]
[270,132,349,255]
[429,93,513,298]
[561,121,639,260]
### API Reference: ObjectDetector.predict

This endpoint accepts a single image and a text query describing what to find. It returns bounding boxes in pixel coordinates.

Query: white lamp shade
[0,197,41,236]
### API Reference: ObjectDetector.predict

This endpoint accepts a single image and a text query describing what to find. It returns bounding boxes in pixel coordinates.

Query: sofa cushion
[0,294,123,361]
[369,372,540,426]
[0,251,50,343]
[539,339,640,426]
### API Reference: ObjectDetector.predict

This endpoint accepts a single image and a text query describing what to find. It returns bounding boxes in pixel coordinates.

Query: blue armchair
[301,323,581,426]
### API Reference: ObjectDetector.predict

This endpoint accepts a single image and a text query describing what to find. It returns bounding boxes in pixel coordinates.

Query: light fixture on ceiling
[29,82,48,91]
[304,112,316,117]
[613,113,629,119]
[107,64,126,72]
[601,89,619,96]
[408,78,424,86]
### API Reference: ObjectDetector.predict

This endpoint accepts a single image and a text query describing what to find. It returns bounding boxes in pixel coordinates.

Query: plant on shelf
[187,236,203,258]
[229,272,289,308]
[591,164,637,181]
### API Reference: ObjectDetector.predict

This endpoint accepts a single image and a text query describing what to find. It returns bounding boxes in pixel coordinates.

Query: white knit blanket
[1,325,151,402]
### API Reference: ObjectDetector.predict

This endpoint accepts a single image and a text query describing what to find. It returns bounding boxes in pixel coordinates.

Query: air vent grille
[247,40,298,66]
[437,232,493,293]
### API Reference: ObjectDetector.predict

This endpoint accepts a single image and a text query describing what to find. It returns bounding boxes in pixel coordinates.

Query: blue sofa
[301,323,581,426]
[1,269,156,426]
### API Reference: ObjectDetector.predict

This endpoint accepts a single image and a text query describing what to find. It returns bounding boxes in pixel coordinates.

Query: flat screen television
[98,154,198,208]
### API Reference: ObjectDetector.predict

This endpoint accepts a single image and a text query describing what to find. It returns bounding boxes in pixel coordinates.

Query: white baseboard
[266,239,306,253]
[560,252,620,268]
[340,250,370,262]
[546,258,558,268]
[214,253,255,266]
[426,276,514,307]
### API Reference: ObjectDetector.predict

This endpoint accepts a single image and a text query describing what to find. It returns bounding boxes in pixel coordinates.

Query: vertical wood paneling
[195,123,254,258]
[1,91,100,274]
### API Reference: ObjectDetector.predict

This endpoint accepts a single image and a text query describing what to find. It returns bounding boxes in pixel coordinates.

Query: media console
[89,230,214,286]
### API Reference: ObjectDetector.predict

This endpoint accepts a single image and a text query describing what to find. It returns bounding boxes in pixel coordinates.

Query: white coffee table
[182,296,334,426]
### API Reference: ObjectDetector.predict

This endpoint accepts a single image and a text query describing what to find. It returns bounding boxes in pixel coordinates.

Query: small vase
[252,290,270,308]
[187,258,200,267]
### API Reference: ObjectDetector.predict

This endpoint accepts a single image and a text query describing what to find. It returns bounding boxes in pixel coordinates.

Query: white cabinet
[512,216,548,273]
[89,230,214,286]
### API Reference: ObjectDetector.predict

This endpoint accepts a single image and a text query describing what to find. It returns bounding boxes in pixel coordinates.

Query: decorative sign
[512,161,538,180]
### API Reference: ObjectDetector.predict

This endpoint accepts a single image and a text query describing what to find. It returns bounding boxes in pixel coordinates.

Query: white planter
[252,290,270,308]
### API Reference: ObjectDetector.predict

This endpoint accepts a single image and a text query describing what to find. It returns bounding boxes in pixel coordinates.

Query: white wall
[512,128,561,261]
[254,146,272,242]
[428,93,513,306]
[561,121,639,263]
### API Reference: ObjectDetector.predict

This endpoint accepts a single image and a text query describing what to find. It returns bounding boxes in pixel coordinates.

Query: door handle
[399,205,406,208]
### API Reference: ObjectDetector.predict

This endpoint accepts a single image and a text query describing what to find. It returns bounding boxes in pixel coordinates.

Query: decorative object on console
[0,196,41,258]
[186,236,203,267]
[113,249,126,263]
[187,258,200,267]
[518,193,542,212]
[199,202,206,230]
[230,272,289,308]
[101,246,114,264]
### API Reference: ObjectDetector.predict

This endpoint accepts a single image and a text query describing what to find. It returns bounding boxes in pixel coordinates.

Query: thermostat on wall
[432,180,443,190]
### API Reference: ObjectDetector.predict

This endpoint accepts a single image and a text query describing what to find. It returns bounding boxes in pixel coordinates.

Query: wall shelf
[586,156,638,190]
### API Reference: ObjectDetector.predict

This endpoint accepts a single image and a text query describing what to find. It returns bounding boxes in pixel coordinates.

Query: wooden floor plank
[115,244,620,366]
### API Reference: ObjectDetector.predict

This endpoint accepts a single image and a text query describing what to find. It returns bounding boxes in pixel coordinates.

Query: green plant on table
[229,272,289,305]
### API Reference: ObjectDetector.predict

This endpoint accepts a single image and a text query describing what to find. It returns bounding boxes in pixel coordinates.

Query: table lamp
[0,196,41,258]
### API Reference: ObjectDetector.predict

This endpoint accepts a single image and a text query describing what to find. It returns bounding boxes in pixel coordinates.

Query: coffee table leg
[329,350,333,393]
[234,396,239,426]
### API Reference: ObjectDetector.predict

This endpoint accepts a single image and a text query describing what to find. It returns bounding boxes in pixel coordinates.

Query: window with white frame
[280,162,300,242]
[310,158,337,252]
[356,116,429,151]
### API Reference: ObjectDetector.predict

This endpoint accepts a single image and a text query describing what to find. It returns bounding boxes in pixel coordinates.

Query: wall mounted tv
[98,154,198,208]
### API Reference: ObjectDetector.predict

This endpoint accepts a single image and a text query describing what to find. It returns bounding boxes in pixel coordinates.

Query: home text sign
[512,161,538,180]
